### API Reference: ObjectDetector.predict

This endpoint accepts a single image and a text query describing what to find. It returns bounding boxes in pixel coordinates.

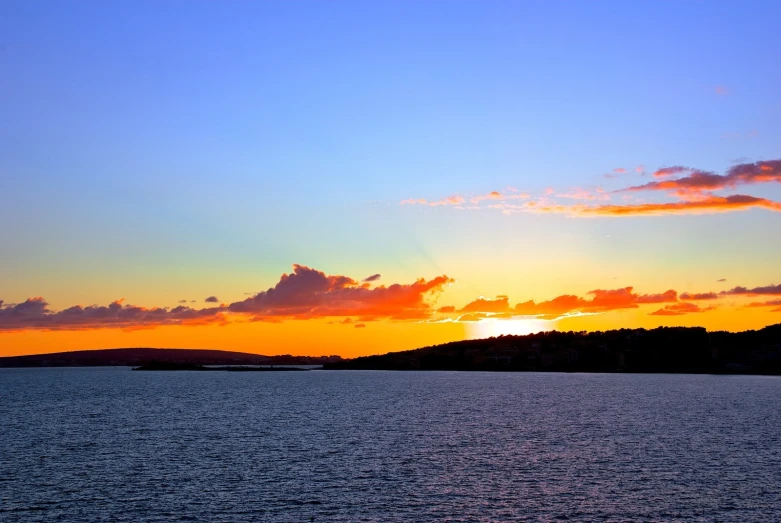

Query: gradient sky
[2,1,781,357]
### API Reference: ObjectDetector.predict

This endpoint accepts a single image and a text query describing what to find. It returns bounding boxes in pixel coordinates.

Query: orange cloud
[512,287,677,317]
[401,195,466,207]
[401,160,781,218]
[0,265,453,331]
[470,191,503,203]
[460,296,511,313]
[628,160,781,194]
[650,302,714,316]
[653,166,690,178]
[746,299,781,308]
[570,195,781,216]
[228,265,453,321]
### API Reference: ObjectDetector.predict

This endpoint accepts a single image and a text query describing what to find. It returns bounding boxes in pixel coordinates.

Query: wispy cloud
[679,292,719,300]
[722,283,781,296]
[401,159,781,217]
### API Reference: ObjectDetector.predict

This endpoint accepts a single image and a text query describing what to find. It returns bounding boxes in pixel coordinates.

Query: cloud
[470,191,504,203]
[0,265,453,331]
[227,264,453,321]
[363,274,381,282]
[512,287,677,317]
[635,290,678,303]
[721,283,781,296]
[627,160,781,195]
[653,166,690,178]
[746,299,781,308]
[205,296,220,303]
[354,323,366,328]
[401,195,465,206]
[679,292,719,300]
[568,195,781,216]
[178,299,188,304]
[0,297,227,332]
[437,305,456,313]
[649,302,714,316]
[400,159,781,218]
[717,278,726,282]
[460,296,511,313]
[556,188,610,201]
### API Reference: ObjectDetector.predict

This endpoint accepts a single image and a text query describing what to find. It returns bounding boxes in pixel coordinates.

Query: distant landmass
[0,348,342,368]
[324,324,781,375]
[131,361,310,372]
[5,324,781,374]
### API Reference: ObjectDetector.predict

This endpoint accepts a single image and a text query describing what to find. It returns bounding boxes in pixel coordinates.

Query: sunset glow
[1,2,780,358]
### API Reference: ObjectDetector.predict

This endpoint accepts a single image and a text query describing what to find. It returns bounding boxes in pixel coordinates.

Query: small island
[132,361,311,371]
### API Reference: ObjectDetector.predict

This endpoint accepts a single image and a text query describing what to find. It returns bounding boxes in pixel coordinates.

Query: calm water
[1,369,780,522]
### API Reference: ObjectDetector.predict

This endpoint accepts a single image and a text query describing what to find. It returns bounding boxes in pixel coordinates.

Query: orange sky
[2,263,779,358]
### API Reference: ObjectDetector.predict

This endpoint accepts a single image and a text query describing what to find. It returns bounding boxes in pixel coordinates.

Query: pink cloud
[0,266,454,331]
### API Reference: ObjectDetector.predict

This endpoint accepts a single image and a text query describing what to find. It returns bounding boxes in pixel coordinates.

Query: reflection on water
[1,368,780,521]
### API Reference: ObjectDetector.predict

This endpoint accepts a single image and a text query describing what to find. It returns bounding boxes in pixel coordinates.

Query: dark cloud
[354,323,366,328]
[722,284,781,296]
[0,297,226,331]
[626,160,781,195]
[205,296,220,303]
[363,274,381,282]
[680,292,719,300]
[717,278,726,282]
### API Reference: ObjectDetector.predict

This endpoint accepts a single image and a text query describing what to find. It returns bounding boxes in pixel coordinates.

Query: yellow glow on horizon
[466,317,557,339]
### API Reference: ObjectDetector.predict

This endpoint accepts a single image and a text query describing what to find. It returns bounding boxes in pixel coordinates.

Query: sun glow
[466,317,556,339]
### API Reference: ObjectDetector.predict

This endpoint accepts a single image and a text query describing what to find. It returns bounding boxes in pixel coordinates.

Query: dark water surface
[1,368,780,522]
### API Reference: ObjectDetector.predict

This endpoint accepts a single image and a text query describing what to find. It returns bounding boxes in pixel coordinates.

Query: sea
[1,368,780,522]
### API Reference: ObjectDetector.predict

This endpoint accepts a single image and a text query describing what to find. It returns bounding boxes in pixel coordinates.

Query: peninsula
[0,348,341,368]
[324,323,781,375]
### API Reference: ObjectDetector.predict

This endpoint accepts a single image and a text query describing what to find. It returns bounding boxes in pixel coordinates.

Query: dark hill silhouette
[324,324,781,375]
[0,348,342,368]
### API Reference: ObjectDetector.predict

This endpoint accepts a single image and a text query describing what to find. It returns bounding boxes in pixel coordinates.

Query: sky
[1,1,781,357]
